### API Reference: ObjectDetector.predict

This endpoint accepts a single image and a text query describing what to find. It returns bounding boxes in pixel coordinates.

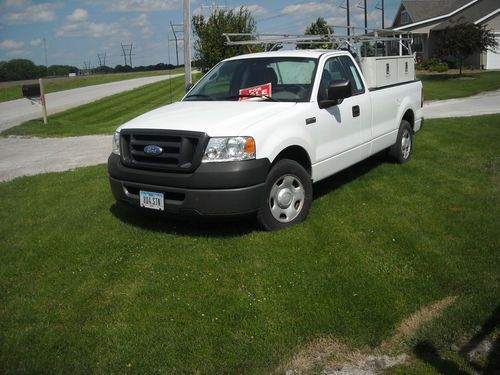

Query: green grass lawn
[419,71,500,100]
[2,75,189,138]
[0,69,184,103]
[0,115,499,374]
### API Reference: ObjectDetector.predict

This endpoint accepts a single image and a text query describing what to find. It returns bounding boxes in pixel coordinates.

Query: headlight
[202,136,256,163]
[112,131,120,155]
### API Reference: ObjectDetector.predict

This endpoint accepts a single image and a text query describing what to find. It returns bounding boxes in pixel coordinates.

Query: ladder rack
[223,27,414,58]
[222,27,417,89]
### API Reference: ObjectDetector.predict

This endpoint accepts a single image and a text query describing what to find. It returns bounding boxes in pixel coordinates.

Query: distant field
[418,70,500,100]
[0,69,184,103]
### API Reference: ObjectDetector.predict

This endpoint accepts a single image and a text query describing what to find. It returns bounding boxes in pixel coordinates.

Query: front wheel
[389,120,413,164]
[257,159,312,231]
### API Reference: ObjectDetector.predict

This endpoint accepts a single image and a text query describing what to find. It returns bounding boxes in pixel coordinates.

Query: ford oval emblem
[144,145,163,155]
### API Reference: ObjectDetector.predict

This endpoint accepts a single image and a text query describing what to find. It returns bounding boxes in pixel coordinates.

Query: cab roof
[224,49,348,61]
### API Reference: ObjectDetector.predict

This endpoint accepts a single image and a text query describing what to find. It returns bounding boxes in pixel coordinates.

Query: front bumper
[108,154,270,216]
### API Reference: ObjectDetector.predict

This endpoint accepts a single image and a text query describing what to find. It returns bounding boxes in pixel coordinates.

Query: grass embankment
[0,115,499,374]
[2,75,189,138]
[0,69,184,103]
[419,70,500,100]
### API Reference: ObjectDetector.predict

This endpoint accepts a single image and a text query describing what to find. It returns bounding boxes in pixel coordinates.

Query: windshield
[184,57,318,102]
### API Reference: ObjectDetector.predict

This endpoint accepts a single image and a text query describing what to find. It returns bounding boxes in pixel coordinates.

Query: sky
[0,0,402,69]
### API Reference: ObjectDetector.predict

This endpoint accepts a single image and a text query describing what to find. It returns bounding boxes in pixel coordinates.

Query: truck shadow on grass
[109,202,258,237]
[312,150,388,200]
[413,305,500,375]
[109,151,389,236]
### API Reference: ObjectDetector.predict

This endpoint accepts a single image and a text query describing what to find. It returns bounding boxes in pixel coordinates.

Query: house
[391,0,500,69]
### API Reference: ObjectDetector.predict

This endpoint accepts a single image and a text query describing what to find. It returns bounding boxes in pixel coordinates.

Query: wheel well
[274,146,312,175]
[402,109,415,130]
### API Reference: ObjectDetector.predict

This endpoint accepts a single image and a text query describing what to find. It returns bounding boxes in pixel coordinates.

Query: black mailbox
[22,84,41,98]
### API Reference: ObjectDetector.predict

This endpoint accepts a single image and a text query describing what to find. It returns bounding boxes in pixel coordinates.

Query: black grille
[120,129,208,172]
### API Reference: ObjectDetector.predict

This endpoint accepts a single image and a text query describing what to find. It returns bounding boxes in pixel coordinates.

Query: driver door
[311,56,364,181]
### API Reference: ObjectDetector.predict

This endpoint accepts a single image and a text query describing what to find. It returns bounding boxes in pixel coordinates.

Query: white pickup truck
[108,49,424,230]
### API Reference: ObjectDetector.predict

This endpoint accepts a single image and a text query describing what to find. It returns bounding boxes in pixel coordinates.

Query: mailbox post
[39,79,48,124]
[21,79,48,124]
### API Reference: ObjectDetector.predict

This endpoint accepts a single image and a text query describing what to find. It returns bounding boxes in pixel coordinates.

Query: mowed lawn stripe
[1,75,189,138]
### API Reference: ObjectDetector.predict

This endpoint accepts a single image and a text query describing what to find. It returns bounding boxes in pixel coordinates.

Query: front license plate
[140,191,164,211]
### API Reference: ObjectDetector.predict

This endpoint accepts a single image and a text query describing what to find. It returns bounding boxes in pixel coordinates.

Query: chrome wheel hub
[401,129,412,159]
[269,175,305,223]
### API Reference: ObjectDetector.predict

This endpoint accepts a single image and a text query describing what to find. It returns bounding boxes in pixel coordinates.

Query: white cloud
[0,39,25,49]
[67,8,89,22]
[56,21,126,38]
[30,38,43,46]
[132,13,152,35]
[0,1,63,25]
[87,0,179,12]
[282,2,337,16]
[245,4,266,17]
[5,49,31,57]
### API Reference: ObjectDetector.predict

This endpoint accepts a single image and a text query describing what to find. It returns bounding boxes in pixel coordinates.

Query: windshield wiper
[222,94,278,102]
[184,94,215,101]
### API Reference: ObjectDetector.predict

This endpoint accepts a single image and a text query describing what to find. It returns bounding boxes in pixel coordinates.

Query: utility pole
[183,0,192,90]
[341,0,351,36]
[364,0,367,33]
[129,43,134,67]
[357,0,368,34]
[120,43,134,66]
[376,0,385,29]
[97,52,107,67]
[170,21,182,66]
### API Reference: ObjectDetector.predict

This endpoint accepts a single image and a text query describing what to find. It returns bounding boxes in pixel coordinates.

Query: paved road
[0,73,183,132]
[1,89,499,182]
[424,89,500,119]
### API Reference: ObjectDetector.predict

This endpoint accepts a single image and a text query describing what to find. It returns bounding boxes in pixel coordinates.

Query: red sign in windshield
[239,83,272,101]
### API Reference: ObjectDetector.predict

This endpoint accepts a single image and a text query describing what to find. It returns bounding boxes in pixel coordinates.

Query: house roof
[401,0,471,23]
[392,0,492,30]
[431,0,500,30]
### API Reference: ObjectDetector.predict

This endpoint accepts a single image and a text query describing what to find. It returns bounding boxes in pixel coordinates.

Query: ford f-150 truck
[108,49,423,230]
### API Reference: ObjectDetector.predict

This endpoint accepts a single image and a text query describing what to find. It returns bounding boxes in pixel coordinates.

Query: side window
[339,55,365,95]
[318,57,348,101]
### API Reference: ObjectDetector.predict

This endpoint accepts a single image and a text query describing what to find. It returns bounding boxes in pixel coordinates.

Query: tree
[436,20,498,75]
[297,17,334,50]
[192,7,257,72]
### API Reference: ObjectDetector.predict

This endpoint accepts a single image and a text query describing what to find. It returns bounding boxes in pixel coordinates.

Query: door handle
[352,105,360,117]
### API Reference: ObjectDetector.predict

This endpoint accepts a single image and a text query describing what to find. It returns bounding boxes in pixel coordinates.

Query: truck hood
[118,101,297,136]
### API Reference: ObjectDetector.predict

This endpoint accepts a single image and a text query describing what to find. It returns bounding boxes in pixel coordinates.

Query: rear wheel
[257,159,312,231]
[389,120,413,163]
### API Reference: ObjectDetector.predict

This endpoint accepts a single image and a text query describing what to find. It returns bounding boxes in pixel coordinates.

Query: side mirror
[318,79,352,109]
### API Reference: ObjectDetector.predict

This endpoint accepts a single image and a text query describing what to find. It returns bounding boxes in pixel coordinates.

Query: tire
[257,159,312,231]
[389,120,413,164]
